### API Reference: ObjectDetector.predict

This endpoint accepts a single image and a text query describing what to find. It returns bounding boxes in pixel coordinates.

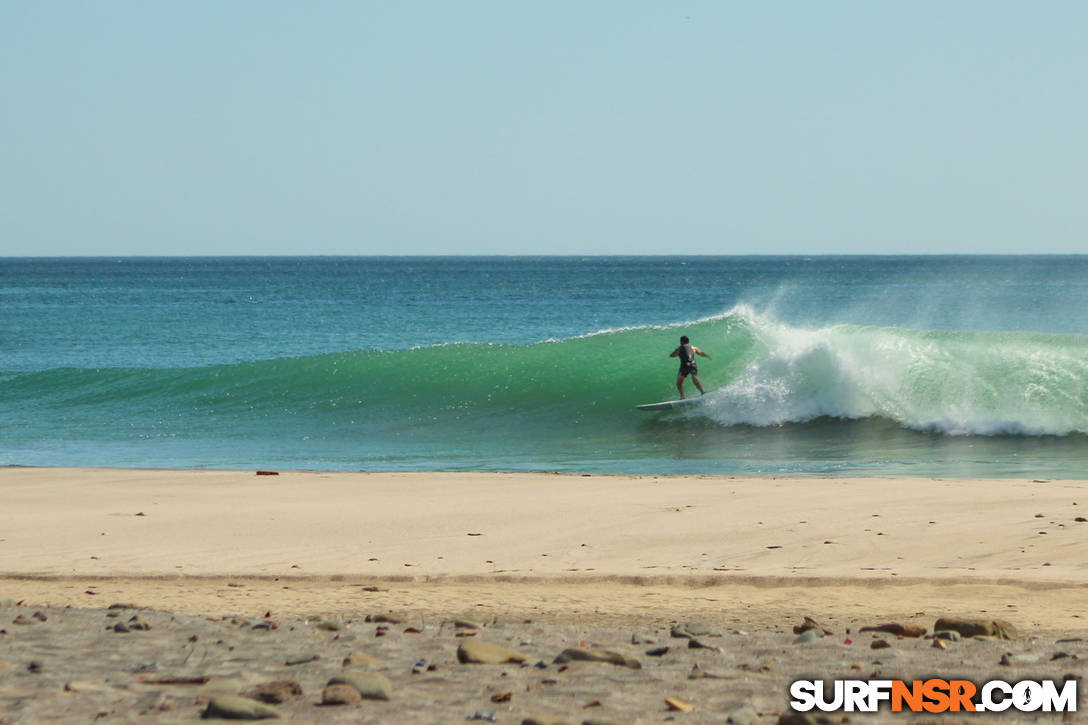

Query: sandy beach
[2,468,1087,723]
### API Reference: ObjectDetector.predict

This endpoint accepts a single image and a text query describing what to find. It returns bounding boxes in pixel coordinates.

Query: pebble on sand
[202,694,281,720]
[933,617,1018,640]
[457,639,530,664]
[859,622,926,638]
[453,618,485,629]
[326,669,393,700]
[553,648,642,669]
[320,683,363,706]
[665,696,695,712]
[792,616,833,636]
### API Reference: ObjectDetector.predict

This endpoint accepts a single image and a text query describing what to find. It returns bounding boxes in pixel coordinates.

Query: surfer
[670,336,711,399]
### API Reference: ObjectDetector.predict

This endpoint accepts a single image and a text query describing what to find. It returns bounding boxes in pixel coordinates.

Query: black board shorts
[679,363,697,378]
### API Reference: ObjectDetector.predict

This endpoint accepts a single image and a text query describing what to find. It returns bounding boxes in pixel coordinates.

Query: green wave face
[5,308,1088,471]
[2,316,743,456]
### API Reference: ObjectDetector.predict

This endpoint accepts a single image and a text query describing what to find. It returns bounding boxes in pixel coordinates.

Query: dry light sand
[1,468,1086,626]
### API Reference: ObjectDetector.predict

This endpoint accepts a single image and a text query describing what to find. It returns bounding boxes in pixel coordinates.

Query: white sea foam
[698,308,1088,437]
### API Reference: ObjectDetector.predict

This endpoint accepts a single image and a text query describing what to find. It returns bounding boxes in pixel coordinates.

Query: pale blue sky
[2,1,1086,255]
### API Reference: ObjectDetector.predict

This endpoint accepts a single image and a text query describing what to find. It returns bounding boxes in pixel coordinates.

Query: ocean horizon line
[3,252,1087,260]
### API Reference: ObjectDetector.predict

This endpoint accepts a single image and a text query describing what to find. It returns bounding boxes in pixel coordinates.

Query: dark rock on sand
[127,616,151,631]
[202,694,281,719]
[793,616,833,636]
[554,647,641,669]
[933,617,1018,640]
[687,637,724,652]
[859,623,925,637]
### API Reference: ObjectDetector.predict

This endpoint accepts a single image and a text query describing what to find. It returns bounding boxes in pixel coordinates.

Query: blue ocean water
[2,256,1087,477]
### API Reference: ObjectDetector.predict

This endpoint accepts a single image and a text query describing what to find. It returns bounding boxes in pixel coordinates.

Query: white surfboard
[636,395,707,411]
